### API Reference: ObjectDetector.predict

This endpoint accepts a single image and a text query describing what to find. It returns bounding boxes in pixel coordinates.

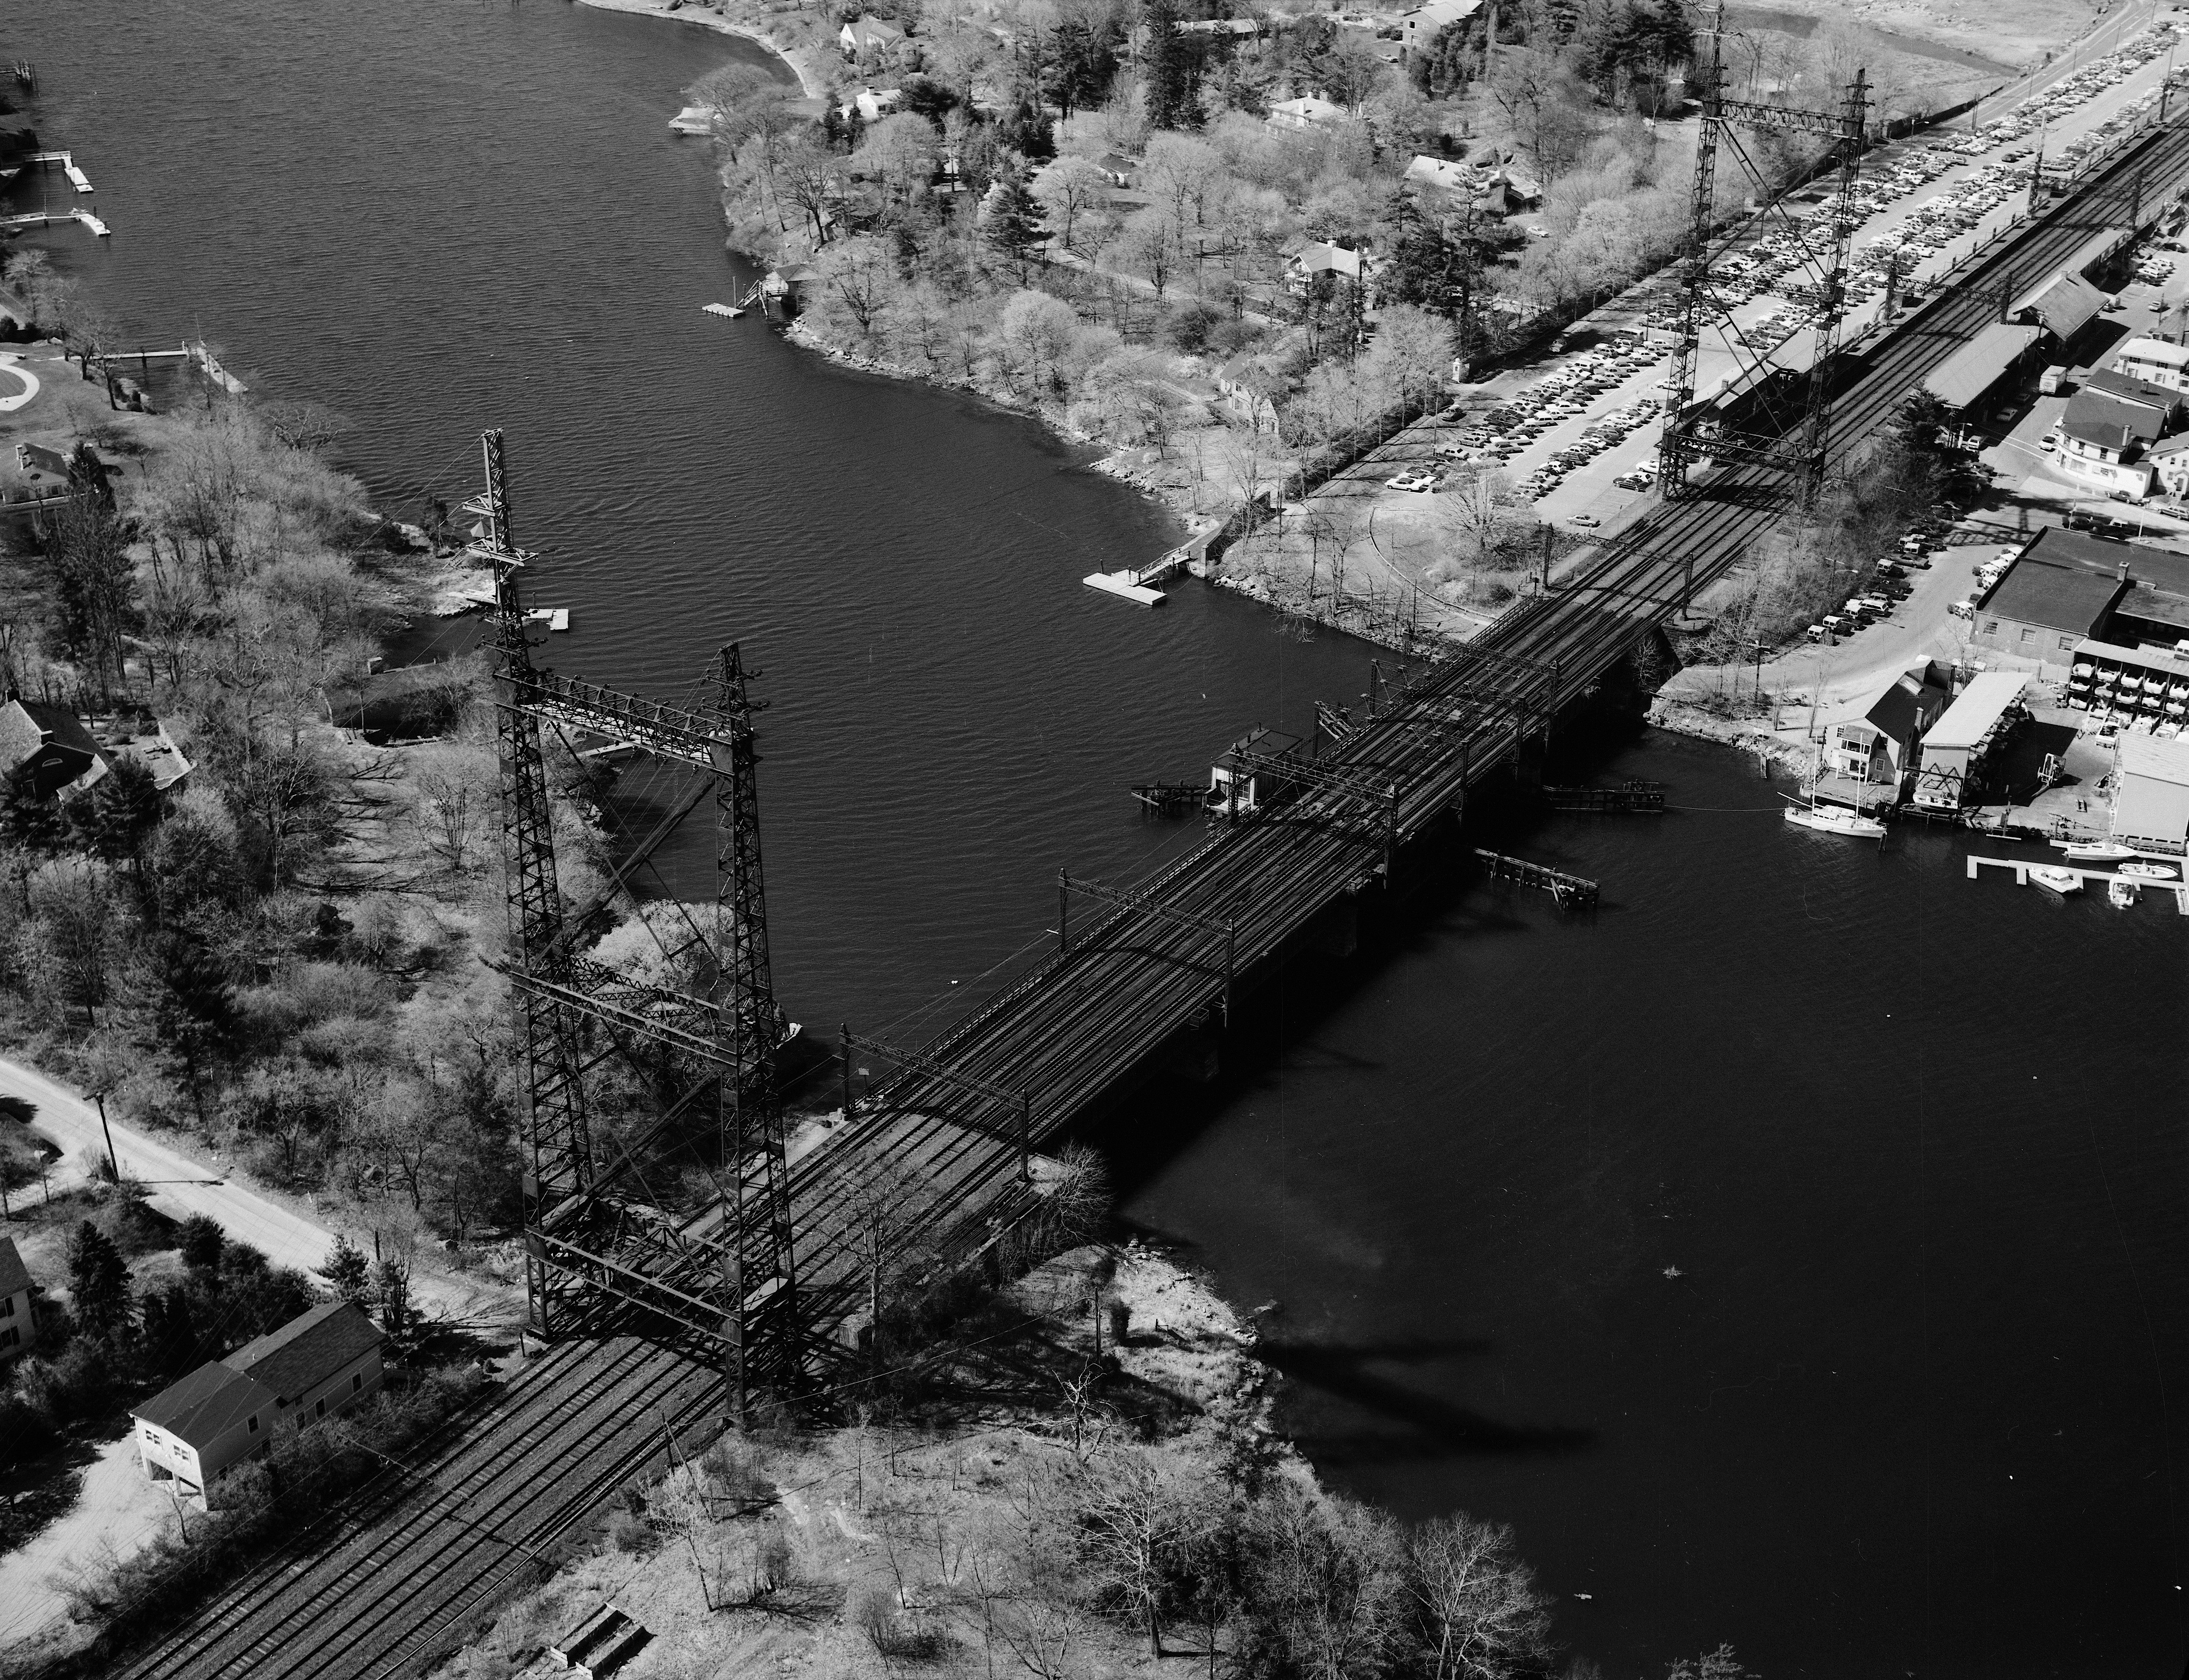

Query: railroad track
[115,1337,716,1680]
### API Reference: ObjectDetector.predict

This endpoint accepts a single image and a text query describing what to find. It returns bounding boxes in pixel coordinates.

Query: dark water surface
[3,4,2182,1676]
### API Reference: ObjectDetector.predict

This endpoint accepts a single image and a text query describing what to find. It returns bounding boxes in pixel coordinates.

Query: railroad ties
[1475,847,1601,911]
[1543,779,1666,813]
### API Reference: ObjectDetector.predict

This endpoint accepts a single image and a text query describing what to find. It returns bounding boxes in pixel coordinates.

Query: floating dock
[1084,570,1166,607]
[0,210,107,237]
[24,150,93,192]
[700,303,744,318]
[1967,853,2188,912]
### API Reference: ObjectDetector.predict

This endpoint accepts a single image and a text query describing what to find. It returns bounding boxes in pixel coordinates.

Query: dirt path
[0,1057,519,1329]
[0,1432,173,1650]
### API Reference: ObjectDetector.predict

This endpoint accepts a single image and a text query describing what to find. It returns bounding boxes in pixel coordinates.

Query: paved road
[0,1057,516,1327]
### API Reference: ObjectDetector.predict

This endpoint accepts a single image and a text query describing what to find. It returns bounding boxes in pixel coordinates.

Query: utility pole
[93,1090,117,1184]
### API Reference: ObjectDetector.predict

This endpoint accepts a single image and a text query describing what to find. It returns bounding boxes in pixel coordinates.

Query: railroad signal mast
[475,430,799,1424]
[1659,1,1869,506]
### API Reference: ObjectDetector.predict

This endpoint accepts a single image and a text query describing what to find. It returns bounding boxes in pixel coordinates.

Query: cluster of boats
[1781,796,2178,907]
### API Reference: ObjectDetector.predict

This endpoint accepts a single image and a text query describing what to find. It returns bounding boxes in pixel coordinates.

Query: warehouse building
[2111,731,2189,851]
[1912,671,2030,809]
[1969,527,2189,671]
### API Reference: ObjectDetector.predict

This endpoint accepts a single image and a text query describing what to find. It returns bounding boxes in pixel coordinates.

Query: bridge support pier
[1308,896,1359,960]
[1162,1012,1225,1084]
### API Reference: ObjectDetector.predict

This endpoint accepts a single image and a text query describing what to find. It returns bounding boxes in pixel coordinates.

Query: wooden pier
[1966,854,2189,913]
[1129,780,1206,816]
[23,150,93,192]
[1543,779,1666,813]
[1475,848,1600,910]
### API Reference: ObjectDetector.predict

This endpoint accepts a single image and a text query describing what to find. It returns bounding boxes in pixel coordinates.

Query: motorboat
[2054,838,2136,862]
[2108,877,2140,908]
[1784,802,1887,839]
[2030,866,2083,895]
[2118,859,2180,879]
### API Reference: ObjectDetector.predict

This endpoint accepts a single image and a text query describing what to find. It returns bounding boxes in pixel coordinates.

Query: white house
[838,16,905,58]
[1403,154,1474,196]
[0,1237,36,1365]
[134,1301,385,1505]
[2053,388,2161,500]
[2112,335,2189,393]
[1267,93,1348,130]
[1215,357,1286,436]
[1399,0,1483,53]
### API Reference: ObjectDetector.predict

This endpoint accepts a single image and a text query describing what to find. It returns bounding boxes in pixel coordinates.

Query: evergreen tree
[69,757,164,870]
[178,1210,226,1275]
[1142,0,1196,131]
[67,1219,132,1341]
[322,1233,372,1308]
[986,168,1052,284]
[145,933,241,1128]
[0,776,63,856]
[1046,18,1119,119]
[997,98,1056,163]
[376,1255,413,1341]
[140,1282,199,1376]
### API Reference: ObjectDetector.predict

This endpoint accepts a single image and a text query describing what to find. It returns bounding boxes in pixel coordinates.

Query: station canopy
[1922,323,2044,411]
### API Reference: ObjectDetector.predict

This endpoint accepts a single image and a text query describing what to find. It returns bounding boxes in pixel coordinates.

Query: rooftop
[135,1361,278,1450]
[2083,366,2181,411]
[1925,671,2030,752]
[2014,270,2107,342]
[0,1235,30,1300]
[226,1300,381,1404]
[1922,322,2042,410]
[2118,729,2189,786]
[2116,335,2189,369]
[2060,389,2162,451]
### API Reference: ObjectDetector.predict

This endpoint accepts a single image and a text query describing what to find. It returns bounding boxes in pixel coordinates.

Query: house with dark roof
[2053,388,2163,499]
[2112,334,2189,393]
[2083,366,2183,424]
[0,1236,37,1365]
[133,1301,384,1504]
[0,697,106,801]
[1826,661,1950,790]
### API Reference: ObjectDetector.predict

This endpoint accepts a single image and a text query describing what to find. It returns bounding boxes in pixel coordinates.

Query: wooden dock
[1475,848,1600,910]
[1544,779,1666,813]
[23,150,94,192]
[1129,780,1205,816]
[1967,853,2189,913]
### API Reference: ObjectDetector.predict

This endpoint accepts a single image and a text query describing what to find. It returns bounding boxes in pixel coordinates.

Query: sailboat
[1783,751,1887,838]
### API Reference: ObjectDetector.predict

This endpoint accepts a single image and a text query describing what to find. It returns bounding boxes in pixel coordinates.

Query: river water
[3,3,2181,1676]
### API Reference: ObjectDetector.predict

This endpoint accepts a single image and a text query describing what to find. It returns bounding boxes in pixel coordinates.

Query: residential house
[134,1301,385,1505]
[1403,154,1474,198]
[2111,334,2189,393]
[1267,93,1348,130]
[1827,661,1950,790]
[2052,387,2162,499]
[840,85,904,123]
[1286,240,1373,297]
[0,1237,36,1365]
[1398,0,1483,52]
[1215,357,1286,437]
[837,16,905,58]
[0,695,106,800]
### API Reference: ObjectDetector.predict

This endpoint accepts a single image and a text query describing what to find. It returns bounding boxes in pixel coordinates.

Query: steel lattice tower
[476,431,800,1421]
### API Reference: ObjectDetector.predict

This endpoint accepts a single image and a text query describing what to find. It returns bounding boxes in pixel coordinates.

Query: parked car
[1385,472,1438,493]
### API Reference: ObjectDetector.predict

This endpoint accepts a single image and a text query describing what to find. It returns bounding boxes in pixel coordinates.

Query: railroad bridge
[477,75,2189,1423]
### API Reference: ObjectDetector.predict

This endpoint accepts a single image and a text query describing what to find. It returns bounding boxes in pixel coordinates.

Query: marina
[1967,851,2189,911]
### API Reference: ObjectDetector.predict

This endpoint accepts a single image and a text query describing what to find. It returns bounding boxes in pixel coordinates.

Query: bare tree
[1403,1514,1555,1680]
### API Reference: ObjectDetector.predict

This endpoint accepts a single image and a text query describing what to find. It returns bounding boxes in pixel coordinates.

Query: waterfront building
[133,1301,385,1505]
[2053,388,2161,499]
[1827,661,1951,791]
[0,1237,36,1364]
[2111,730,2189,851]
[1912,671,2030,809]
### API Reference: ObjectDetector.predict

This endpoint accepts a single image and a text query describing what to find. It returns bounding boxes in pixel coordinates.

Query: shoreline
[570,0,830,100]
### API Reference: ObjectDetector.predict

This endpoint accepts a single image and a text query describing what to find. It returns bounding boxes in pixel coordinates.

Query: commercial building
[134,1301,385,1504]
[1826,661,1951,791]
[2053,387,2162,498]
[1968,526,2189,670]
[0,1237,36,1364]
[2111,730,2189,850]
[1912,671,2030,809]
